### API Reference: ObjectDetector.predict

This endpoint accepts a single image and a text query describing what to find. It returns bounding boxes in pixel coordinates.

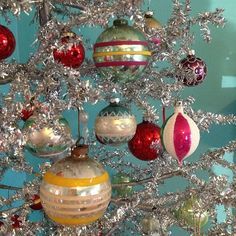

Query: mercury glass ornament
[162,101,200,166]
[53,31,85,68]
[23,116,71,158]
[95,99,137,145]
[174,196,209,229]
[128,120,162,161]
[178,50,207,86]
[144,11,162,45]
[93,19,151,83]
[40,145,111,226]
[0,24,16,60]
[141,215,160,234]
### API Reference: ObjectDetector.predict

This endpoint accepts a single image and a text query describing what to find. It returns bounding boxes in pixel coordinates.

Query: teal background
[0,0,235,235]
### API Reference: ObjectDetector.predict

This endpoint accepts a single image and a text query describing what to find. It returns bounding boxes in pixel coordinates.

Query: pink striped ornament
[162,102,200,166]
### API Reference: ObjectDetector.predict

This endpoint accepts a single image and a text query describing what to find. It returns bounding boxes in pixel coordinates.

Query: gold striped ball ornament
[40,145,111,226]
[93,18,151,83]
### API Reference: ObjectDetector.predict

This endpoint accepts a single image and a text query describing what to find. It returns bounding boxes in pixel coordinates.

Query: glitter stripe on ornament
[43,201,109,216]
[93,50,151,58]
[40,185,111,202]
[40,192,111,209]
[44,171,109,187]
[94,40,149,49]
[174,113,191,165]
[95,61,148,67]
[40,182,111,225]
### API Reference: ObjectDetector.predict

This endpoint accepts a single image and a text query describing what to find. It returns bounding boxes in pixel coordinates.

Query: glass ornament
[128,120,162,161]
[174,196,209,229]
[162,101,200,166]
[95,99,137,145]
[53,31,85,68]
[40,145,111,226]
[93,19,151,83]
[178,50,207,86]
[0,24,16,60]
[23,115,71,158]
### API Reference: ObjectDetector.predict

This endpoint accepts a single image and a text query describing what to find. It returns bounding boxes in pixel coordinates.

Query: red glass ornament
[11,215,22,229]
[53,31,85,68]
[30,194,42,211]
[20,107,34,121]
[128,120,162,161]
[178,51,207,86]
[0,25,16,60]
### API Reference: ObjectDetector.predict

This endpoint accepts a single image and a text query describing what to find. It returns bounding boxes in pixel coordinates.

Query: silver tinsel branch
[0,0,235,235]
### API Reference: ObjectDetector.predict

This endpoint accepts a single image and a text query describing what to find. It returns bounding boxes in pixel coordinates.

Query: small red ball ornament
[128,120,162,161]
[53,31,85,68]
[0,25,16,60]
[178,50,207,86]
[20,107,34,121]
[11,215,22,229]
[30,194,43,211]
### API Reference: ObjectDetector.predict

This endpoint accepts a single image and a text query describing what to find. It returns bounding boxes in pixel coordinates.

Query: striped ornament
[95,100,137,145]
[40,146,111,226]
[93,19,151,83]
[162,102,200,166]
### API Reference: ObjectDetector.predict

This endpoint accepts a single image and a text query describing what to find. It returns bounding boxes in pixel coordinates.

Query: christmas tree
[0,0,235,235]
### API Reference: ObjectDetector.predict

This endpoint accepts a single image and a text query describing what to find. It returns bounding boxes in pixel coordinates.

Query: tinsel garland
[0,0,235,235]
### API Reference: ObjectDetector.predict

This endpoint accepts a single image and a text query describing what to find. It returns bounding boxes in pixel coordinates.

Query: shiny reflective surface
[93,19,151,83]
[49,154,108,179]
[95,116,137,144]
[53,31,85,69]
[144,11,162,45]
[128,121,162,161]
[174,197,209,228]
[179,54,207,86]
[24,116,71,158]
[40,147,111,226]
[0,24,15,60]
[95,102,137,145]
[162,104,200,166]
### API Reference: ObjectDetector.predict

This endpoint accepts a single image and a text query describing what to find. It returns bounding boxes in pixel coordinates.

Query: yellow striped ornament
[40,145,111,226]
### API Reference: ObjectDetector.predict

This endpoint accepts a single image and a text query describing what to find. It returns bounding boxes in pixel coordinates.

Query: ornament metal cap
[188,49,195,56]
[174,100,184,113]
[110,98,120,104]
[144,11,154,18]
[143,114,154,123]
[62,31,76,38]
[113,19,128,26]
[71,145,88,159]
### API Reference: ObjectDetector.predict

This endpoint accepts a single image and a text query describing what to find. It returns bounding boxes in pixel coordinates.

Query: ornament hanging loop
[75,136,85,147]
